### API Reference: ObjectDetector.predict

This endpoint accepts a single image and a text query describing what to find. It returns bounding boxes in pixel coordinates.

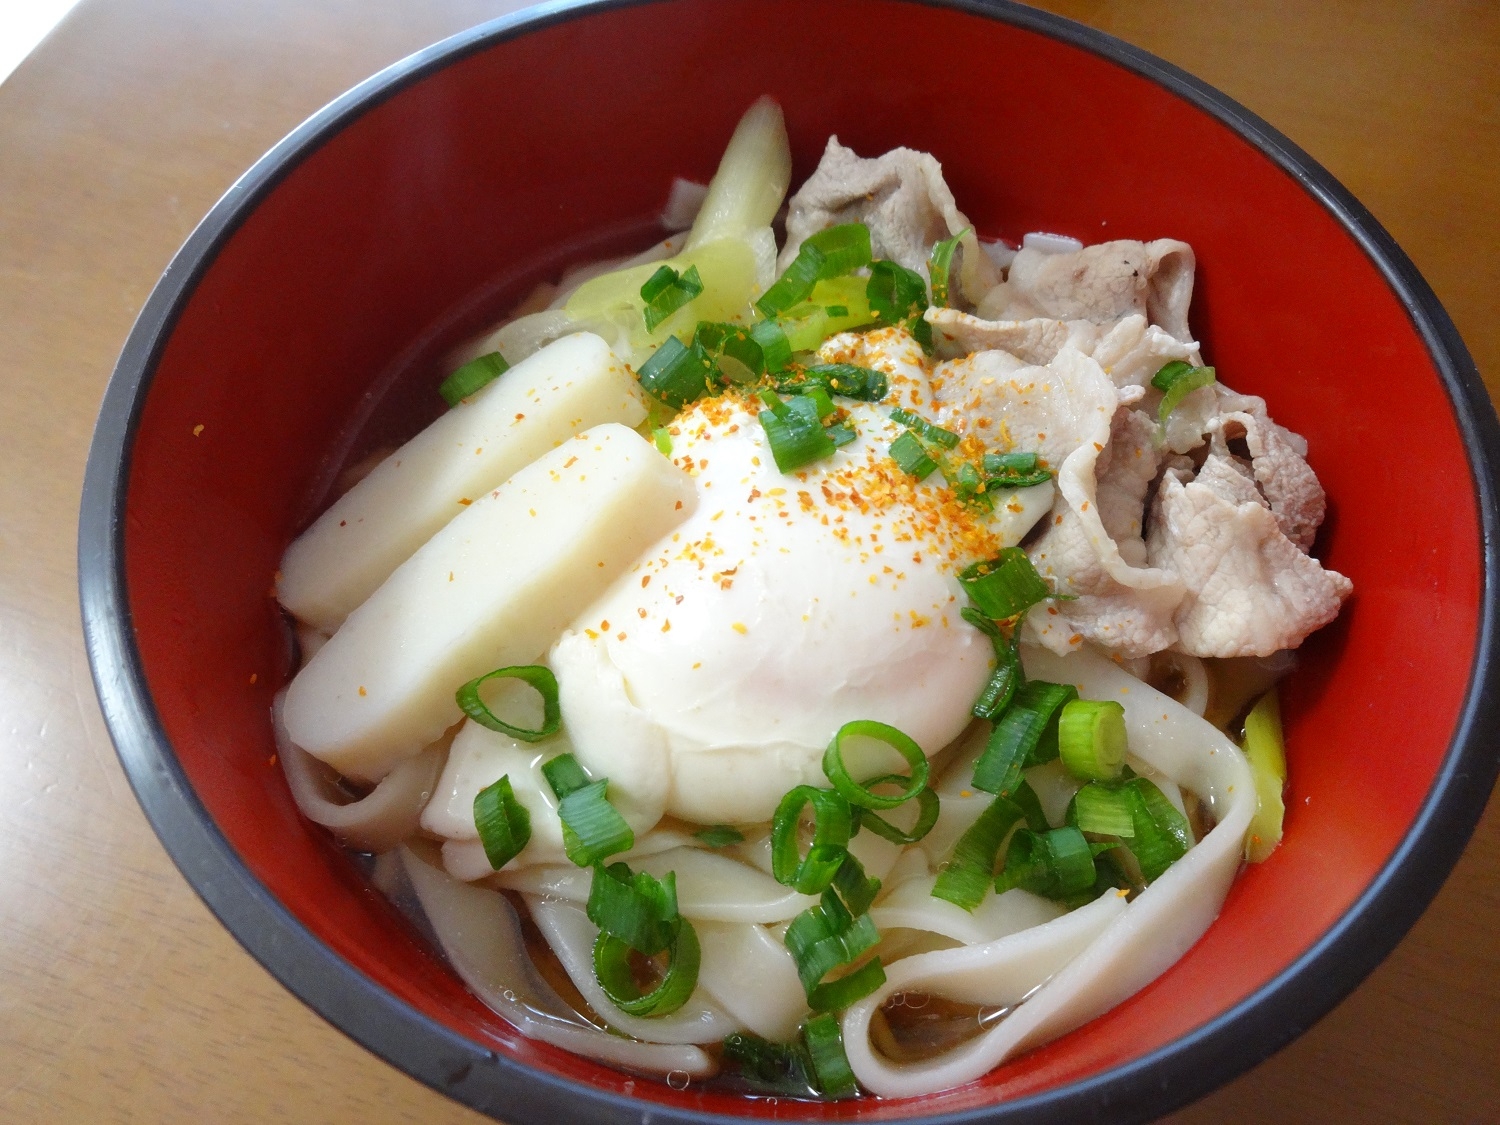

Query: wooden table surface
[2,1,1496,1121]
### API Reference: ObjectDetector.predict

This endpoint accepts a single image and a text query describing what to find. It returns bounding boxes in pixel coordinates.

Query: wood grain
[0,1,1493,1122]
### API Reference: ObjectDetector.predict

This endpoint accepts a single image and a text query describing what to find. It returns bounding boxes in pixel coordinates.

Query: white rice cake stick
[278,332,646,630]
[282,423,695,783]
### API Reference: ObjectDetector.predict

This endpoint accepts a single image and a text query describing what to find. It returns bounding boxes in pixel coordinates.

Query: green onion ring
[771,786,853,893]
[456,664,561,742]
[592,918,701,1017]
[852,777,939,845]
[822,720,929,810]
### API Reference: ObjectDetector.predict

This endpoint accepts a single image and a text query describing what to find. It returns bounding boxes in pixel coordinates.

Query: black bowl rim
[78,0,1500,1122]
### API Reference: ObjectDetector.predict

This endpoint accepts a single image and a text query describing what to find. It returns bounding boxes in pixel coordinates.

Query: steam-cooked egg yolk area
[550,393,1009,825]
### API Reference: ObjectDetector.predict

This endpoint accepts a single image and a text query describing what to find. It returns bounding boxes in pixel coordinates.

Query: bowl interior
[113,0,1479,1118]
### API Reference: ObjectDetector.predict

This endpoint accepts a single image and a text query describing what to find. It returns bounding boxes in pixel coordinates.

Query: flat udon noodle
[525,896,742,1045]
[273,691,445,855]
[493,845,817,924]
[841,644,1255,1097]
[396,845,715,1076]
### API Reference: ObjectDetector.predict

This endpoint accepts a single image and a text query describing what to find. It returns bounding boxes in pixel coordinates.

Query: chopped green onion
[822,719,929,810]
[1151,360,1217,423]
[803,222,874,279]
[852,779,939,844]
[771,785,853,894]
[694,321,764,382]
[889,407,961,448]
[809,956,887,1013]
[866,259,931,348]
[543,762,634,867]
[784,888,885,1011]
[586,862,679,955]
[960,605,1003,640]
[1121,777,1192,882]
[972,654,1022,721]
[984,451,1039,474]
[693,824,744,848]
[721,1033,817,1097]
[890,431,938,480]
[636,335,716,408]
[756,246,828,318]
[593,917,700,1016]
[959,548,1052,621]
[993,826,1099,899]
[439,351,510,406]
[540,753,590,798]
[1241,688,1287,863]
[950,460,992,511]
[826,422,858,447]
[927,226,969,309]
[802,363,889,402]
[640,263,704,332]
[802,1013,860,1099]
[652,426,673,456]
[973,680,1080,796]
[1069,782,1137,838]
[800,386,837,421]
[1058,699,1128,782]
[456,665,561,742]
[758,395,839,473]
[832,852,882,916]
[1011,779,1052,832]
[1080,776,1192,887]
[931,794,1024,911]
[750,318,793,373]
[987,466,1054,489]
[473,775,531,870]
[826,304,849,317]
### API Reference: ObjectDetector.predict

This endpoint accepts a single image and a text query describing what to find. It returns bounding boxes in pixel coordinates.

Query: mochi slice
[278,332,647,631]
[282,423,695,783]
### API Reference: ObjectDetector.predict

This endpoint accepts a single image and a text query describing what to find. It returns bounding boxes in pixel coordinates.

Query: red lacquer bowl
[79,1,1500,1121]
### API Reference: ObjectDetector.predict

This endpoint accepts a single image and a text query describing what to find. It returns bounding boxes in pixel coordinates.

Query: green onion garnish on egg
[757,392,839,473]
[472,774,532,870]
[889,407,961,449]
[958,548,1052,621]
[439,350,510,407]
[803,363,889,402]
[890,431,938,480]
[1151,359,1217,423]
[636,335,717,408]
[455,664,561,742]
